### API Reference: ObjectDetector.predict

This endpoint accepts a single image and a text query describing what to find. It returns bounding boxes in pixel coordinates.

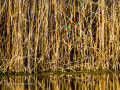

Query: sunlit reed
[0,0,120,73]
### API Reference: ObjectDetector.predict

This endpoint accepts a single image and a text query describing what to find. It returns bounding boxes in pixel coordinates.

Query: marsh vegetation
[0,0,120,73]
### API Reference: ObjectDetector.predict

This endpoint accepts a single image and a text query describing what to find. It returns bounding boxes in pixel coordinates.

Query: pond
[0,72,120,90]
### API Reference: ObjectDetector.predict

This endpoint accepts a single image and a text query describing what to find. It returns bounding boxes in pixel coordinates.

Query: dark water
[0,73,120,90]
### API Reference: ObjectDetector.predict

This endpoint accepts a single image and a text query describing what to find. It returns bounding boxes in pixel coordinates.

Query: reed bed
[0,0,120,73]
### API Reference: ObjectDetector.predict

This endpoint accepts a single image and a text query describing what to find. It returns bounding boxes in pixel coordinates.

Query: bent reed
[0,0,120,73]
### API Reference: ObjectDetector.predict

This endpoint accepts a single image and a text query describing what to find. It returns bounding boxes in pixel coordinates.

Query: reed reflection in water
[0,73,120,90]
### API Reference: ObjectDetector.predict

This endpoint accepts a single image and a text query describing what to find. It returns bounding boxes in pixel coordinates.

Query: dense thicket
[0,0,120,73]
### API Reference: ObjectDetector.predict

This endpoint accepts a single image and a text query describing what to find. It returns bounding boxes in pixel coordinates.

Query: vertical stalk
[101,0,105,69]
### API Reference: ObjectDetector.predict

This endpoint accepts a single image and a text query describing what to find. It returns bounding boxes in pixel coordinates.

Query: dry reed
[0,0,120,73]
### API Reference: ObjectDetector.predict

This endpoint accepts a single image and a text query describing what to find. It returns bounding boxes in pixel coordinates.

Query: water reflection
[0,73,120,90]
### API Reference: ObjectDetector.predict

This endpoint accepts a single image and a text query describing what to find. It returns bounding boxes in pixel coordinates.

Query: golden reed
[0,0,120,73]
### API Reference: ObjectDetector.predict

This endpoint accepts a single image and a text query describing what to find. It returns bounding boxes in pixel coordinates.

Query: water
[0,72,120,90]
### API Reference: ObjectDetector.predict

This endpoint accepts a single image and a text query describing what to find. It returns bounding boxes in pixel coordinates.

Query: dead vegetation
[0,0,120,73]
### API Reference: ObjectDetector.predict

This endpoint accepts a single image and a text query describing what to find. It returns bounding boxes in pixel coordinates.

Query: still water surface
[0,72,120,90]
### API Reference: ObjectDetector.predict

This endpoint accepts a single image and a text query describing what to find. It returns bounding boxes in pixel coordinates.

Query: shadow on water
[0,72,120,90]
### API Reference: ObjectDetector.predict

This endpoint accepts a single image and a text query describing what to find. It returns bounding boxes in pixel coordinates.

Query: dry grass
[0,0,120,73]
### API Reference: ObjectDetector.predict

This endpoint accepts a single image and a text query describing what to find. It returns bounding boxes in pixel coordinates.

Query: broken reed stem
[0,0,120,73]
